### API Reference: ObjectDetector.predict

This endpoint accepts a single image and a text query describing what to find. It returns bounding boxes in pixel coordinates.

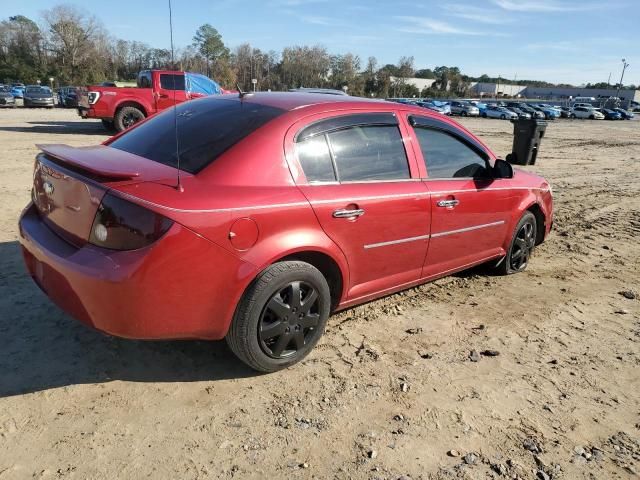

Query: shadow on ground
[0,240,256,398]
[0,120,109,136]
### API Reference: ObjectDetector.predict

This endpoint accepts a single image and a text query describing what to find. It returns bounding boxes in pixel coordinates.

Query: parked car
[570,106,604,119]
[505,102,545,119]
[10,84,25,98]
[571,102,594,109]
[614,108,634,120]
[558,106,572,118]
[58,86,80,108]
[0,85,16,107]
[596,108,622,120]
[23,85,55,108]
[431,100,451,115]
[506,107,532,119]
[19,93,553,372]
[449,101,479,116]
[78,70,226,131]
[415,100,447,114]
[532,104,560,120]
[481,105,518,120]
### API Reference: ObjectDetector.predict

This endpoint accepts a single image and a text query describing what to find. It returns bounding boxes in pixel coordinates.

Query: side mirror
[493,158,513,179]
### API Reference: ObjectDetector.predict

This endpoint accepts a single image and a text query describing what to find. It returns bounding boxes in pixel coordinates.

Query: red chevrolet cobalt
[19,93,553,371]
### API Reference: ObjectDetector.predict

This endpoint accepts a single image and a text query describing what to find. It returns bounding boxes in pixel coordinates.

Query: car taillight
[88,91,100,105]
[89,193,173,251]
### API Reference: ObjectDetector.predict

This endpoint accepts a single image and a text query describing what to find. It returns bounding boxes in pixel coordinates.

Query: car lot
[0,107,638,479]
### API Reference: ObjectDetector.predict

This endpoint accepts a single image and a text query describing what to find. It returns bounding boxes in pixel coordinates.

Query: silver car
[0,85,16,107]
[23,85,56,108]
[449,101,480,116]
[482,105,518,120]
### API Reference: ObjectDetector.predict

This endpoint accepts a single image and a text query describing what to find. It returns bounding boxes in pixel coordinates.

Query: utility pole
[615,58,629,105]
[607,72,611,89]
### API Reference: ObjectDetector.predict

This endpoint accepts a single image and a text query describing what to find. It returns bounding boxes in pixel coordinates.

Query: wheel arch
[525,202,546,245]
[114,100,148,117]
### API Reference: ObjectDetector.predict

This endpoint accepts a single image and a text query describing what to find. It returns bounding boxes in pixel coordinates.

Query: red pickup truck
[78,70,226,132]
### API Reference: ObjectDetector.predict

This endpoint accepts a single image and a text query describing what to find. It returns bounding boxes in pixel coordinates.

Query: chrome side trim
[363,220,505,249]
[430,220,504,238]
[364,233,430,249]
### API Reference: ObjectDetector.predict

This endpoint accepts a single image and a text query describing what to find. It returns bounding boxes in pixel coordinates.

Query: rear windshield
[109,98,285,174]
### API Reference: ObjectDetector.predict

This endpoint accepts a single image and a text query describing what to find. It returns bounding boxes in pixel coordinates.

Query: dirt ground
[0,107,638,480]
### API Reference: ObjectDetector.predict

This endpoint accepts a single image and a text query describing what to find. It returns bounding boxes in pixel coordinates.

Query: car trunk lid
[32,144,186,247]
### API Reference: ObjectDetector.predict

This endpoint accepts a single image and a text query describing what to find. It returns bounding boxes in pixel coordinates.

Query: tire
[589,115,595,120]
[494,211,537,275]
[226,261,331,372]
[481,112,487,118]
[500,114,506,120]
[101,119,116,132]
[114,106,145,131]
[570,114,576,119]
[461,111,467,117]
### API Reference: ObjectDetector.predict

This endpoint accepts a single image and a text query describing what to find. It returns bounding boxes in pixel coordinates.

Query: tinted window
[296,135,336,182]
[414,128,488,179]
[109,98,285,174]
[138,71,152,88]
[160,74,185,91]
[327,125,410,182]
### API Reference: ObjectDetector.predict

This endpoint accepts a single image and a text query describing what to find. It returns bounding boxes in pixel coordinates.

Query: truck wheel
[226,261,331,372]
[114,106,145,131]
[101,120,116,132]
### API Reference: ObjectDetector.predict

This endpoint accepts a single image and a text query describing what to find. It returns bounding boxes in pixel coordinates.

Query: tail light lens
[89,193,173,251]
[87,91,100,105]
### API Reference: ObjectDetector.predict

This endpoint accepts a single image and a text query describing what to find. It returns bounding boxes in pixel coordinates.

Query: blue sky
[13,0,639,85]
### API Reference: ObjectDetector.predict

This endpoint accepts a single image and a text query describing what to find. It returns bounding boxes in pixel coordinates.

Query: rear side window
[160,74,185,91]
[296,135,336,182]
[109,98,285,174]
[138,71,152,88]
[327,126,409,181]
[414,128,488,179]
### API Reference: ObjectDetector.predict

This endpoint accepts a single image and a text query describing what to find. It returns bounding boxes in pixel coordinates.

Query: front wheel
[226,261,331,372]
[481,112,487,118]
[500,114,506,120]
[589,115,595,120]
[494,212,537,275]
[570,114,576,119]
[461,111,467,117]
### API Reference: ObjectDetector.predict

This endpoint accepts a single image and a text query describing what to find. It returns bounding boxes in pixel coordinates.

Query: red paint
[19,93,553,340]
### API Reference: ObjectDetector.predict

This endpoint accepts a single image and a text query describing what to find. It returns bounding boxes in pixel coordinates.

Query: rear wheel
[481,112,487,118]
[461,111,467,117]
[114,106,145,131]
[226,261,331,372]
[494,212,537,275]
[570,114,576,119]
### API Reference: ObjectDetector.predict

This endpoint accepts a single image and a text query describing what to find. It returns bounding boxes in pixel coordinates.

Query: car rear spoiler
[36,144,141,180]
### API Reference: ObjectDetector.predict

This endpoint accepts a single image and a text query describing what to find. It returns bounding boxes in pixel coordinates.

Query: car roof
[214,92,391,112]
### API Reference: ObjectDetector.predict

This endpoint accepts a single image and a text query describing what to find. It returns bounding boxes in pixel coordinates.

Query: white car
[481,105,518,120]
[570,106,604,120]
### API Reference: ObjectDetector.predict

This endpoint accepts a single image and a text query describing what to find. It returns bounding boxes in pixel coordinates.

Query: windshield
[25,86,51,94]
[109,97,285,174]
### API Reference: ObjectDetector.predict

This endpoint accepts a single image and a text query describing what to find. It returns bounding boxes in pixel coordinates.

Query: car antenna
[168,0,183,192]
[237,83,253,99]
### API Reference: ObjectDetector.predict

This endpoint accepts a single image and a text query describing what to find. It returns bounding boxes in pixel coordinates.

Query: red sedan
[19,93,553,372]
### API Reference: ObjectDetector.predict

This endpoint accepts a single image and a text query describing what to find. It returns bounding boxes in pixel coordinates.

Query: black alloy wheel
[226,261,330,372]
[259,281,321,358]
[493,211,538,275]
[509,219,536,271]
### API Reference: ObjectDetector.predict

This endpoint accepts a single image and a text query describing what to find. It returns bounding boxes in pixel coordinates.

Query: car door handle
[437,199,460,208]
[333,208,365,218]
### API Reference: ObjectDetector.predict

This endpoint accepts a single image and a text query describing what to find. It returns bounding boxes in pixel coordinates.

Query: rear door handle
[437,199,460,208]
[333,208,365,218]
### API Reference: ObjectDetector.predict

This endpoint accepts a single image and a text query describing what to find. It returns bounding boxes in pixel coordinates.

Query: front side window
[414,127,489,179]
[160,74,185,91]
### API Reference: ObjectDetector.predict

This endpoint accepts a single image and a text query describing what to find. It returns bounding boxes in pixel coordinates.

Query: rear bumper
[19,203,256,340]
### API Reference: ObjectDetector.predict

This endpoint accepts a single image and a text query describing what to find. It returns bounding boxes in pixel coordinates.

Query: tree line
[1,5,634,97]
